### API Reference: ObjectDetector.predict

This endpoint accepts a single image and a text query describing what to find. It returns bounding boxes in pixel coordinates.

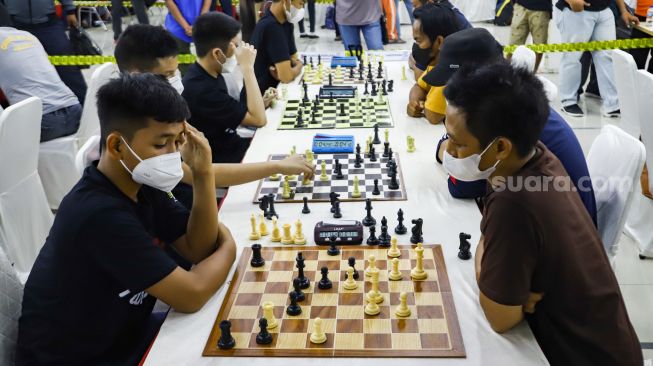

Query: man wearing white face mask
[183,12,267,163]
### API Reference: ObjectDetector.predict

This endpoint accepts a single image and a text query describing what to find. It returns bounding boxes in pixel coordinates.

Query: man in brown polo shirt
[440,62,642,365]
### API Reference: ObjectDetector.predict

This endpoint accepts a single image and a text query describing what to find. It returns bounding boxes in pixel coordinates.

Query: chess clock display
[314,220,364,245]
[318,86,357,99]
[311,134,355,154]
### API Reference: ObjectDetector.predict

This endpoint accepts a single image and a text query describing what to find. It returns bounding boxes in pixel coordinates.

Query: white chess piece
[262,301,278,329]
[395,292,411,317]
[410,243,427,280]
[389,257,402,281]
[310,317,327,344]
[343,267,358,290]
[249,214,261,240]
[366,270,383,304]
[365,255,378,277]
[387,237,400,258]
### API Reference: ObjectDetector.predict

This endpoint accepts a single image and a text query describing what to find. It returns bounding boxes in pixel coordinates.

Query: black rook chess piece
[286,292,302,316]
[217,320,236,349]
[318,266,333,289]
[366,225,379,245]
[250,243,265,267]
[327,235,341,256]
[302,196,311,214]
[394,208,407,234]
[458,232,472,260]
[256,318,273,345]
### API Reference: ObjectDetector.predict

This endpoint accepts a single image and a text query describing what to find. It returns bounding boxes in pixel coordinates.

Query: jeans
[299,0,316,33]
[339,22,384,50]
[394,0,414,38]
[579,51,600,96]
[41,104,82,142]
[554,7,619,112]
[12,16,88,105]
[111,0,149,40]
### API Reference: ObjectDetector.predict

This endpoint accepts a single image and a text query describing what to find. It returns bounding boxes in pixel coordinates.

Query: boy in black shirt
[183,12,267,163]
[17,74,237,365]
[250,0,305,93]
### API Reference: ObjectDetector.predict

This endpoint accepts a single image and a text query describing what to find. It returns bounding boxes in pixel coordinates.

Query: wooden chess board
[202,245,466,358]
[279,97,393,130]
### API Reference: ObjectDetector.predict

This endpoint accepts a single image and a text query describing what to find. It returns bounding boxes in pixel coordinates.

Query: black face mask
[412,42,434,69]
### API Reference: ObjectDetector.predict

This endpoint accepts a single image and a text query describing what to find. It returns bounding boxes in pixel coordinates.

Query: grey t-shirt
[335,0,382,26]
[0,27,79,114]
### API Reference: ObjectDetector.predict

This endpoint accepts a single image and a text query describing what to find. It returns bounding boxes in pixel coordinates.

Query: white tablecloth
[144,61,548,366]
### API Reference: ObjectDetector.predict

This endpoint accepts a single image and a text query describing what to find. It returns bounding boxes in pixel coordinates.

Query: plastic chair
[0,97,54,280]
[0,246,23,366]
[625,70,653,257]
[38,63,118,209]
[74,135,101,176]
[77,5,109,31]
[612,50,640,138]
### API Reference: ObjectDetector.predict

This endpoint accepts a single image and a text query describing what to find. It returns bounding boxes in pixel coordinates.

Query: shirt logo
[118,289,149,306]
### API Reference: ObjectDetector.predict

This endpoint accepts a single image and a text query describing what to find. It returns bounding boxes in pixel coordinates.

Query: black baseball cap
[422,28,503,87]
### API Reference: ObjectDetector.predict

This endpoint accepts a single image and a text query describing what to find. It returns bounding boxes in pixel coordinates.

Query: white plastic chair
[510,46,557,103]
[625,70,653,257]
[74,135,101,176]
[612,50,640,138]
[0,97,54,281]
[38,63,118,209]
[0,246,23,366]
[587,125,645,268]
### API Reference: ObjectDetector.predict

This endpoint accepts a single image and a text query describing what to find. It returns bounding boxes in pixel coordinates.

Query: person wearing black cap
[432,28,598,225]
[405,3,466,125]
[443,62,642,366]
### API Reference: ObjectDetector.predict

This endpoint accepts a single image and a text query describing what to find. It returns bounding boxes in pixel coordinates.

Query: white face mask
[221,54,237,73]
[285,3,305,24]
[119,137,184,193]
[167,69,184,94]
[442,139,500,182]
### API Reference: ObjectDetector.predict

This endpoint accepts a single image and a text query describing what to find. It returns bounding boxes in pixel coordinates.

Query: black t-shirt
[17,165,190,366]
[182,62,250,163]
[250,9,297,94]
[555,0,610,12]
[517,0,552,12]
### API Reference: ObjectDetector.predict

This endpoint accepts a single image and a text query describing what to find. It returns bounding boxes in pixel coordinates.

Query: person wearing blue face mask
[182,12,268,164]
[17,73,238,365]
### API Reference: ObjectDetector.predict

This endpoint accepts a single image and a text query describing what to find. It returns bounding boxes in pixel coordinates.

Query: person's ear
[105,133,124,161]
[495,137,513,160]
[213,48,227,64]
[434,36,444,50]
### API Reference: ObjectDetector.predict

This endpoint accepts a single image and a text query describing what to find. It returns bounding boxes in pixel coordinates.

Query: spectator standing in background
[164,0,211,75]
[110,0,149,41]
[336,0,384,50]
[299,0,318,38]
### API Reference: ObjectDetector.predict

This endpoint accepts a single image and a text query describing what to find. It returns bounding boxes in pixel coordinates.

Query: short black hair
[413,2,462,43]
[0,3,12,27]
[97,73,190,151]
[193,12,242,57]
[444,62,550,157]
[114,24,179,73]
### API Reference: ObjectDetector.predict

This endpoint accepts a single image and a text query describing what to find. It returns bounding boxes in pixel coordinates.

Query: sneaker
[602,109,620,118]
[307,33,319,39]
[300,33,308,38]
[395,38,407,44]
[562,104,584,117]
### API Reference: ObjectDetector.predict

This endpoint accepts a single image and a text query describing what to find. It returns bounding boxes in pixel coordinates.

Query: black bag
[494,0,513,26]
[380,16,389,45]
[69,27,102,69]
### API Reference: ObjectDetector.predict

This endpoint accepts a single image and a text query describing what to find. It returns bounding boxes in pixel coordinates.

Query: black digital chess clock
[314,220,364,245]
[318,86,357,99]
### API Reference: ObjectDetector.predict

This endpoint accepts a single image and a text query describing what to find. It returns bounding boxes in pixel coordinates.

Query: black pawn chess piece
[328,73,333,87]
[362,198,376,226]
[296,109,304,127]
[318,266,333,289]
[372,124,381,144]
[256,318,273,345]
[358,66,364,81]
[369,146,377,162]
[378,226,391,247]
[329,192,340,213]
[372,179,380,195]
[258,195,270,218]
[410,218,424,244]
[339,102,346,116]
[286,292,302,316]
[382,80,387,96]
[347,257,360,279]
[217,320,236,349]
[266,193,278,219]
[366,225,379,245]
[332,200,342,219]
[388,80,394,93]
[296,252,310,289]
[458,232,472,260]
[349,67,355,79]
[327,235,340,256]
[310,56,314,67]
[386,148,394,167]
[354,152,362,168]
[250,243,265,267]
[394,208,407,234]
[302,196,311,214]
[364,81,369,95]
[383,142,390,158]
[291,278,306,302]
[371,82,377,96]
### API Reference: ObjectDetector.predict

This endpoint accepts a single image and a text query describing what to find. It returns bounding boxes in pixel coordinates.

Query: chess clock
[330,56,358,68]
[314,220,364,245]
[318,86,357,99]
[312,134,355,154]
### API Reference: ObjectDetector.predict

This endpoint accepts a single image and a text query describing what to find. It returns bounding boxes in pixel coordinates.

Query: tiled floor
[85,10,652,357]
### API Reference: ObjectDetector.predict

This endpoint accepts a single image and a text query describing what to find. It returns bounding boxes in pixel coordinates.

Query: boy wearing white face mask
[183,12,267,163]
[17,74,238,365]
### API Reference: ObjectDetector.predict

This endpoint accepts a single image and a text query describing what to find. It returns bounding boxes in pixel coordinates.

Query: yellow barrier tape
[47,38,653,66]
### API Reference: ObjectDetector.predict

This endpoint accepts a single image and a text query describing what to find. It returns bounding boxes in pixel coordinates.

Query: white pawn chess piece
[388,257,402,281]
[366,270,383,304]
[395,292,411,317]
[343,267,358,290]
[262,301,278,329]
[249,214,261,240]
[281,223,294,245]
[410,242,428,280]
[310,317,327,344]
[364,295,381,316]
[365,255,378,277]
[293,220,307,245]
[351,176,361,198]
[259,214,269,236]
[387,237,400,258]
[320,160,329,181]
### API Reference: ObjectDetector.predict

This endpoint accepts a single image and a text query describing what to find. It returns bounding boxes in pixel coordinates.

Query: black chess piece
[377,64,383,79]
[382,80,387,96]
[302,83,309,103]
[388,80,394,93]
[311,111,317,125]
[354,152,362,168]
[339,102,346,116]
[362,198,376,226]
[372,179,380,195]
[286,292,302,316]
[256,318,273,345]
[349,67,355,79]
[329,92,334,104]
[372,124,381,144]
[386,148,394,167]
[266,193,278,219]
[303,55,307,65]
[329,192,340,213]
[328,73,333,87]
[296,252,310,289]
[318,266,333,289]
[364,81,369,95]
[388,170,399,190]
[302,196,311,214]
[309,56,314,67]
[369,146,377,162]
[394,208,407,234]
[332,199,342,218]
[291,278,306,302]
[347,257,360,279]
[327,235,340,256]
[250,243,265,267]
[458,233,472,260]
[217,320,236,349]
[296,109,304,127]
[258,195,270,218]
[378,226,391,247]
[383,142,390,157]
[358,66,364,81]
[356,143,361,155]
[334,160,344,179]
[318,55,321,65]
[366,225,379,245]
[371,82,377,96]
[410,218,424,244]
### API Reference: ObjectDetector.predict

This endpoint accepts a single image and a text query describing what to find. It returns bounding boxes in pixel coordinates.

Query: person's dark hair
[0,3,12,27]
[97,73,190,151]
[413,2,462,43]
[193,12,242,57]
[114,24,179,73]
[444,62,550,157]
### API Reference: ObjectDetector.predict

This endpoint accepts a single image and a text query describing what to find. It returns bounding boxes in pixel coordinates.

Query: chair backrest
[0,246,24,366]
[0,97,43,193]
[75,135,101,176]
[636,70,653,194]
[76,63,118,146]
[612,50,640,138]
[587,125,646,263]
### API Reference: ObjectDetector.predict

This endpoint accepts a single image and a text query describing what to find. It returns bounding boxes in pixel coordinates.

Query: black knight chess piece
[410,218,423,244]
[458,232,472,260]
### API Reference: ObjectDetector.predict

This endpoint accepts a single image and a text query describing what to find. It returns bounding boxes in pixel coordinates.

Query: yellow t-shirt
[417,66,447,115]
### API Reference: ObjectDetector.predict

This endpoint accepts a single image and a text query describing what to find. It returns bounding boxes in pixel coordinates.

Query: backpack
[324,5,336,30]
[69,27,102,69]
[494,0,513,26]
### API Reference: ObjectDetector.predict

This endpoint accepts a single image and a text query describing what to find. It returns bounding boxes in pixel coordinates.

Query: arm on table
[425,108,445,125]
[273,59,303,84]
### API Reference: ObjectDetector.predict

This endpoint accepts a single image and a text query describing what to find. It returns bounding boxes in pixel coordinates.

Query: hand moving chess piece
[250,243,265,267]
[217,320,235,349]
[262,301,278,329]
[395,292,411,317]
[458,232,472,260]
[256,318,273,345]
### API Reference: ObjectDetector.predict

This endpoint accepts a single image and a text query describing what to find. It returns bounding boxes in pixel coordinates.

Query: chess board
[202,245,466,357]
[302,65,387,85]
[279,97,393,130]
[252,153,407,204]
